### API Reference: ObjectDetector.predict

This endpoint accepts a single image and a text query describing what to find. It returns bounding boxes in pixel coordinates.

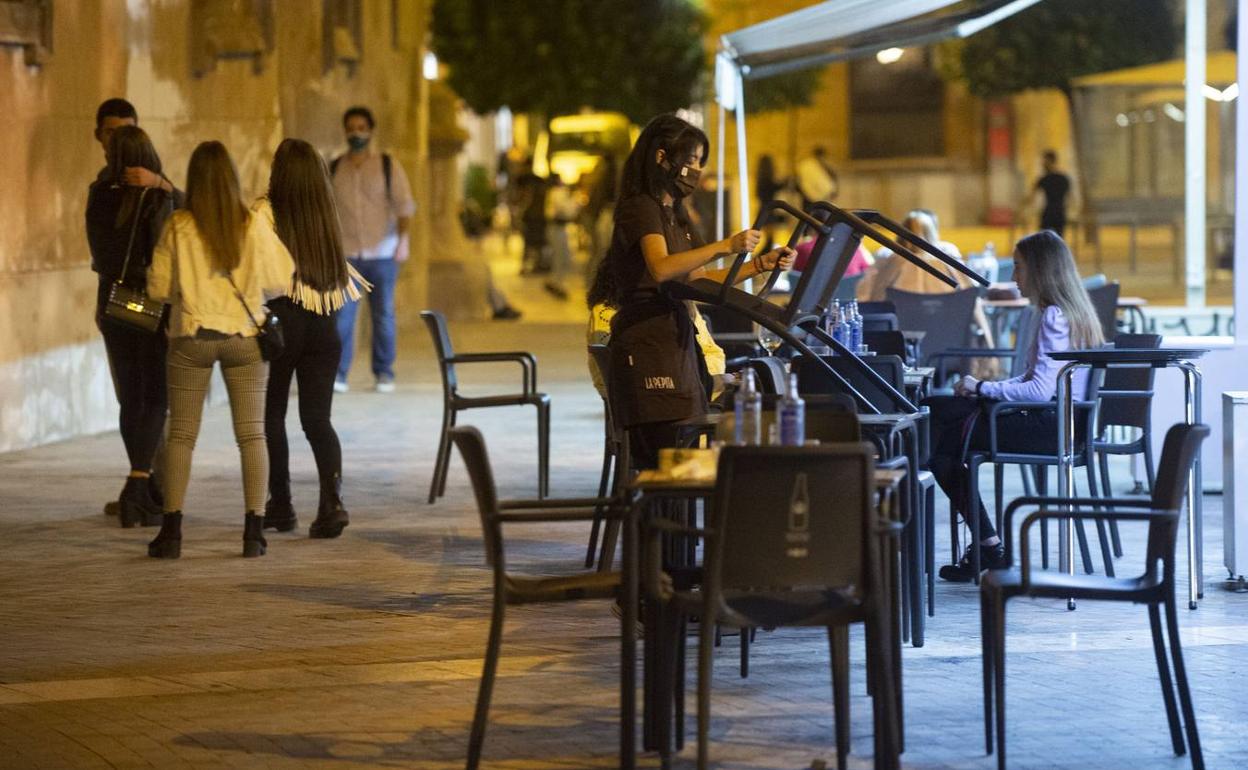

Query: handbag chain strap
[225,272,264,332]
[116,187,151,285]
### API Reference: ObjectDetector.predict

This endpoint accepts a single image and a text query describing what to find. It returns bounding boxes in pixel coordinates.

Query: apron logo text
[644,376,676,390]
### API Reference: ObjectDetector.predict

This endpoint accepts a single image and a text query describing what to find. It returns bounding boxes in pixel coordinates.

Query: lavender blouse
[978,305,1091,402]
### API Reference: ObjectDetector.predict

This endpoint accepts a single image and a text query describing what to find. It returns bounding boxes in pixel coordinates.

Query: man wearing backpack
[331,106,416,393]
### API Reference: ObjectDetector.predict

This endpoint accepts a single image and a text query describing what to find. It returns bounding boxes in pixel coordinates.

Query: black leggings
[924,395,1066,544]
[265,299,342,499]
[99,314,167,474]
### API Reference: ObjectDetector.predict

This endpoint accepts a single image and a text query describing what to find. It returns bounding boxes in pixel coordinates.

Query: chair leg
[428,407,454,504]
[993,463,1005,535]
[675,614,687,751]
[696,607,716,770]
[1142,435,1157,493]
[969,457,983,585]
[1148,603,1186,756]
[739,625,750,678]
[466,584,506,770]
[1074,517,1095,574]
[1099,449,1125,558]
[992,594,1007,770]
[980,588,994,756]
[1164,594,1205,770]
[586,443,614,567]
[829,624,850,770]
[1035,466,1050,570]
[536,401,550,499]
[1085,461,1115,577]
[925,481,936,616]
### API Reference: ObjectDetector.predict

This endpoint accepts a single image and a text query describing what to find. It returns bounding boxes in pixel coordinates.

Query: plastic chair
[450,426,621,770]
[585,344,630,569]
[981,423,1209,770]
[649,445,901,770]
[886,287,980,372]
[422,310,550,504]
[1086,281,1122,342]
[1096,334,1162,514]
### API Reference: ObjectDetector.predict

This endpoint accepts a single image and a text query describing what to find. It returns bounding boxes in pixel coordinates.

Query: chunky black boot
[243,512,267,557]
[309,474,349,540]
[263,497,298,532]
[147,512,183,559]
[119,476,161,529]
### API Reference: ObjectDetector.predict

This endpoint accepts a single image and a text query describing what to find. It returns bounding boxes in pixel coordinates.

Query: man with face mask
[330,105,417,394]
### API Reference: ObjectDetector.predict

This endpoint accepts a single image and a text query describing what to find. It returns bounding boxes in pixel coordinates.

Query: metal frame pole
[1184,0,1207,307]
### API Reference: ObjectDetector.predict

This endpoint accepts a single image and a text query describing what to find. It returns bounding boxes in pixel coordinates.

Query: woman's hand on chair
[727,229,762,254]
[758,246,796,272]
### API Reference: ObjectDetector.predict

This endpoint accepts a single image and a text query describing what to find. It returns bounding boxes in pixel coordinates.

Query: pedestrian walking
[330,106,416,394]
[1027,149,1073,238]
[86,125,176,527]
[144,141,294,559]
[258,139,369,538]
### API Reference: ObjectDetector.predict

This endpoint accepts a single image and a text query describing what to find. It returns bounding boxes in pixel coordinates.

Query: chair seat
[505,570,621,604]
[720,589,863,628]
[454,392,550,409]
[982,567,1163,603]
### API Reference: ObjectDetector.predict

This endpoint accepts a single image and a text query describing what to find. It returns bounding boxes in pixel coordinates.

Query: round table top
[1050,348,1208,365]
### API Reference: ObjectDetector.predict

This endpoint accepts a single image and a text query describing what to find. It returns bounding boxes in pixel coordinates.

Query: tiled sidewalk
[1,322,1245,769]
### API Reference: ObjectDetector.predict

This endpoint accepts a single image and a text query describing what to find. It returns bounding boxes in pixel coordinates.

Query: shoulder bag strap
[117,187,151,284]
[225,272,263,332]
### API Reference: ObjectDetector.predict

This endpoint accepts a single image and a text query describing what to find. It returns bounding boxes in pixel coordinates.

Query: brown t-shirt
[611,194,703,297]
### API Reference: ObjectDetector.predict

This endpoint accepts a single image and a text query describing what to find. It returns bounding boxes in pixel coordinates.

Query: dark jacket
[86,183,174,308]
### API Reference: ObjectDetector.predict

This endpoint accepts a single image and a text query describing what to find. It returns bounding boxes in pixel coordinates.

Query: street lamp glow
[876,47,904,64]
[423,51,439,80]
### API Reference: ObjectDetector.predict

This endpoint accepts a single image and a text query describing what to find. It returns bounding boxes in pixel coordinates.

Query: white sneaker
[333,379,349,394]
[375,379,396,394]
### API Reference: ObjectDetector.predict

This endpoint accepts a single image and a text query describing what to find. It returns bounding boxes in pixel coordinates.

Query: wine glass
[758,328,783,356]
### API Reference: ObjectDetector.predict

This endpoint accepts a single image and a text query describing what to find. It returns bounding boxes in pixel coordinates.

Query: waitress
[587,114,794,467]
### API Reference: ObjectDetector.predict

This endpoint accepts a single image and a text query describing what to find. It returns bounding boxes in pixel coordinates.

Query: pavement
[1,302,1247,768]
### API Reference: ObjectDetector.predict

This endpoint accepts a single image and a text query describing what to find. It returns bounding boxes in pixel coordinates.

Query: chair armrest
[1017,508,1177,588]
[1097,389,1155,399]
[450,351,538,394]
[1002,495,1156,564]
[500,497,614,510]
[497,508,617,523]
[983,400,1097,455]
[930,348,1017,359]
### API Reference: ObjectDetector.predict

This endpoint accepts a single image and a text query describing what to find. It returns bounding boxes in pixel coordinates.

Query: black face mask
[663,159,701,198]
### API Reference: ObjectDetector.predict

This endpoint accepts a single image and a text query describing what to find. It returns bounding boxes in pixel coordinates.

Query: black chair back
[859,301,895,316]
[709,445,875,600]
[796,354,907,414]
[886,287,979,368]
[1145,423,1209,575]
[449,426,501,566]
[421,310,459,393]
[718,394,859,443]
[1099,333,1161,431]
[863,330,907,359]
[832,272,864,302]
[1007,307,1040,378]
[746,357,789,395]
[862,313,900,332]
[1086,281,1121,342]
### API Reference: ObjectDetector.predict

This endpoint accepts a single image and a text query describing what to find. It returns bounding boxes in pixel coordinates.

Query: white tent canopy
[714,0,1042,234]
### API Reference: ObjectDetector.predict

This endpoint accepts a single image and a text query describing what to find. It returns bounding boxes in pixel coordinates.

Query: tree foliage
[947,0,1177,97]
[431,0,707,123]
[743,67,824,114]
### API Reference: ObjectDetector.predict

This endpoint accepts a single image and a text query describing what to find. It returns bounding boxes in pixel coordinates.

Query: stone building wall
[0,0,434,453]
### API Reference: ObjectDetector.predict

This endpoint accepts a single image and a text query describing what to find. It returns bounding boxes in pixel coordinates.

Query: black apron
[609,288,709,428]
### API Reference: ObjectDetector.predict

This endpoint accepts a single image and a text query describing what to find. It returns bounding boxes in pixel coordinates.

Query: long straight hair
[185,141,249,273]
[1014,230,1104,349]
[268,138,348,291]
[106,126,163,228]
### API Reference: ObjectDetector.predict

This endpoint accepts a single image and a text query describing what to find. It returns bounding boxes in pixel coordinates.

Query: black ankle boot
[263,496,298,532]
[119,476,161,528]
[147,512,182,559]
[309,474,349,540]
[243,512,267,557]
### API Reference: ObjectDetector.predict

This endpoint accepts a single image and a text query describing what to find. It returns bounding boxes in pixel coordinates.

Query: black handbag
[227,274,285,361]
[103,188,166,333]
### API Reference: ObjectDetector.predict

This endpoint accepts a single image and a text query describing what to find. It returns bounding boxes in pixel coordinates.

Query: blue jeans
[337,257,398,381]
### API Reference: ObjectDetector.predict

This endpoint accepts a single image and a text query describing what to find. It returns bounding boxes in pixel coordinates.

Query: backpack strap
[381,153,392,204]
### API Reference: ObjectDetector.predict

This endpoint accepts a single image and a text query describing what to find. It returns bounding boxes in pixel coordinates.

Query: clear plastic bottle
[849,300,863,353]
[827,300,841,341]
[735,368,762,445]
[778,373,805,446]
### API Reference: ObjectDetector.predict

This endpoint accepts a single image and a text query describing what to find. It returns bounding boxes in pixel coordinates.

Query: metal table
[1052,348,1208,610]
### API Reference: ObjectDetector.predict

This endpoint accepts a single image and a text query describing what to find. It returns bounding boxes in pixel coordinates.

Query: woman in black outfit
[588,114,794,467]
[258,139,369,538]
[85,126,175,527]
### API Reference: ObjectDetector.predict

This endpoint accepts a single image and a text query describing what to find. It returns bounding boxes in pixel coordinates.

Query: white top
[331,150,417,259]
[147,210,294,338]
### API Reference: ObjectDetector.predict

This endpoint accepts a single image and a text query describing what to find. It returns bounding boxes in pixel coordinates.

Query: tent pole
[1184,0,1206,308]
[717,99,726,241]
[734,69,750,239]
[1236,0,1248,345]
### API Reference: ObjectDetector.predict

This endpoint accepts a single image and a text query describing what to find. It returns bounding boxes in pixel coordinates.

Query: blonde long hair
[185,141,249,273]
[1014,231,1104,349]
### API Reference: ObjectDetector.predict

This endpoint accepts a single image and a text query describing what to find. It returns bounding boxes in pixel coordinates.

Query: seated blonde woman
[857,210,996,360]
